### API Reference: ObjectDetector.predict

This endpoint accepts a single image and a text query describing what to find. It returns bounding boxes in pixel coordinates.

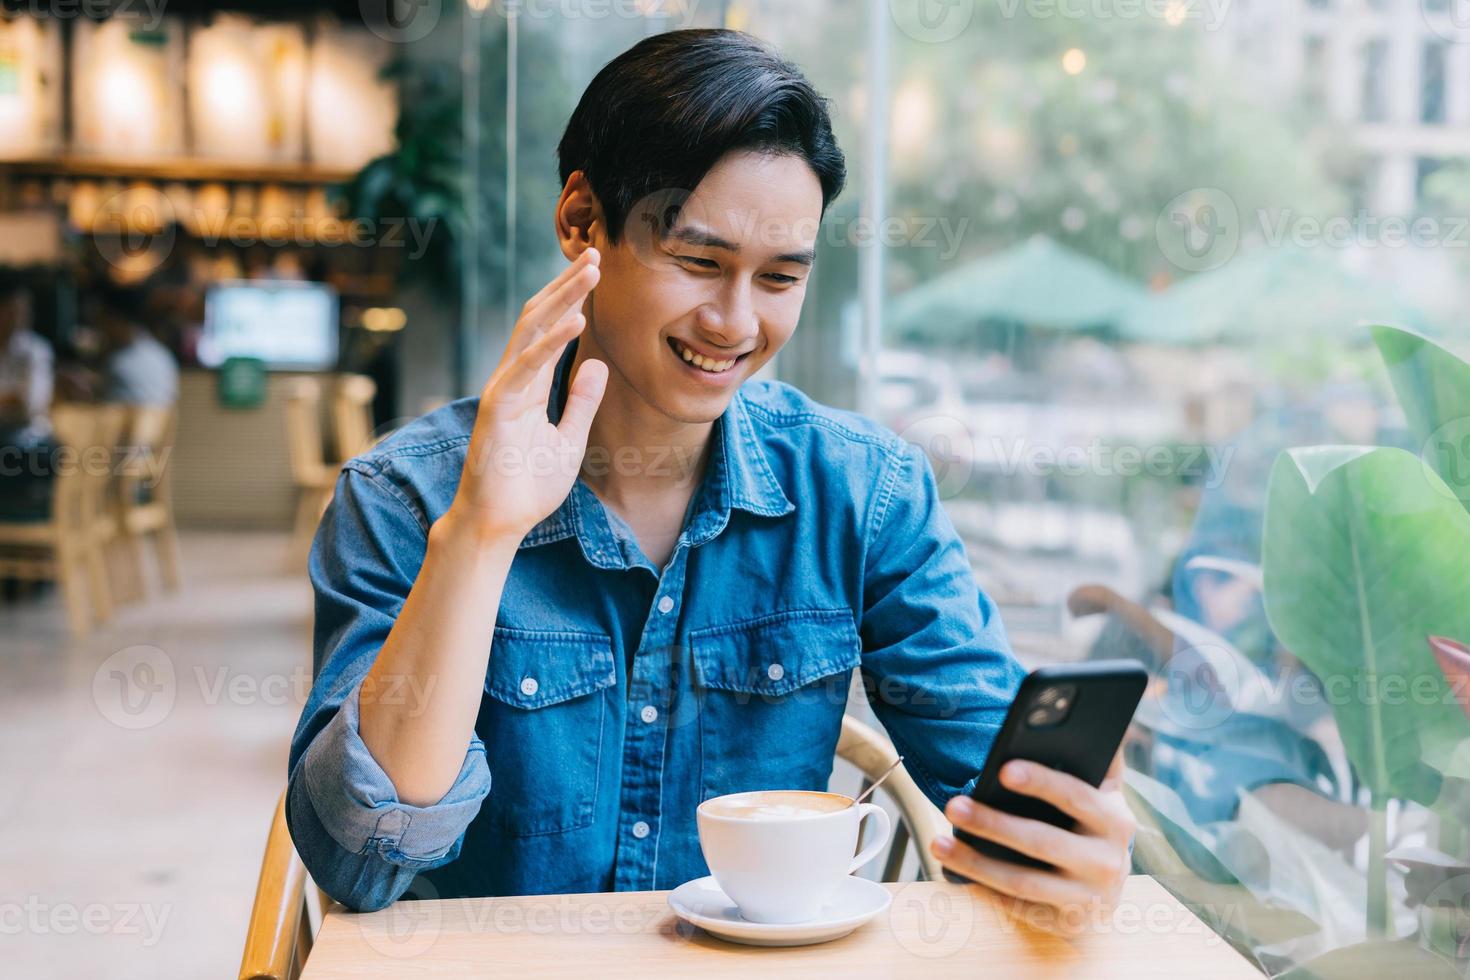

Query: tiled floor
[0,532,309,980]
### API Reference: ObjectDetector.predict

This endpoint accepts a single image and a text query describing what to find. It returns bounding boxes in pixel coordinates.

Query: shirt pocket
[689,607,861,801]
[480,626,617,837]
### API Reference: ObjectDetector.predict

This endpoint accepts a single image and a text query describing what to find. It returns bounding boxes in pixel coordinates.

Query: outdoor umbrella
[887,234,1150,342]
[1121,245,1432,345]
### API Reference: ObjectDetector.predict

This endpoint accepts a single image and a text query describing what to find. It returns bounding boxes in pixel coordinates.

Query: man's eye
[765,273,801,285]
[678,255,718,269]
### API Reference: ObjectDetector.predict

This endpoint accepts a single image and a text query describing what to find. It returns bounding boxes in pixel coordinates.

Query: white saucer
[667,875,891,947]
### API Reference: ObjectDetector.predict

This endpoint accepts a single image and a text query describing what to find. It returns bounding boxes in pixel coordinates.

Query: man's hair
[96,282,149,325]
[557,29,846,243]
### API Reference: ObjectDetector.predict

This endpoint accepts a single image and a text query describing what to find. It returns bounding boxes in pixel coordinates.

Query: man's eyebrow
[668,225,740,252]
[668,225,817,267]
[773,248,816,267]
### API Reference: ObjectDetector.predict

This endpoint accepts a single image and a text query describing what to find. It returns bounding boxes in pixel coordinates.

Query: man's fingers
[556,358,608,447]
[1102,748,1125,791]
[494,310,586,396]
[931,835,1097,911]
[944,797,1117,883]
[997,761,1126,839]
[530,248,597,306]
[502,251,600,363]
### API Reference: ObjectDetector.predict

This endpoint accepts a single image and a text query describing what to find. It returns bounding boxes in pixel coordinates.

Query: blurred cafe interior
[4,1,1470,978]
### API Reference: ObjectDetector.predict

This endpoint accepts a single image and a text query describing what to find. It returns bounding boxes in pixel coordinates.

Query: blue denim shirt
[287,341,1025,911]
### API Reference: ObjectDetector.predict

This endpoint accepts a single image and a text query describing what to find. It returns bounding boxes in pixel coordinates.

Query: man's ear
[556,171,603,260]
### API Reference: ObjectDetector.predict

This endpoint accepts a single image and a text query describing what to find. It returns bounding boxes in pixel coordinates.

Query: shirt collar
[523,339,793,566]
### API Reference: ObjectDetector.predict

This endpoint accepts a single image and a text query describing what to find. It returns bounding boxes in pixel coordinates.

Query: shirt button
[632,820,651,839]
[520,676,539,697]
[657,595,675,614]
[640,705,658,724]
[767,663,785,681]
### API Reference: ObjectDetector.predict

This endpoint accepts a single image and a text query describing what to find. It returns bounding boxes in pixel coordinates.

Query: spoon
[852,756,904,806]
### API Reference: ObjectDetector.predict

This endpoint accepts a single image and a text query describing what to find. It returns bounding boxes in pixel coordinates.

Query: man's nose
[693,282,759,349]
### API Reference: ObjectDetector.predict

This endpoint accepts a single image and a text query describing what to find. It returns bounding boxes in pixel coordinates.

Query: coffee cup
[695,789,892,924]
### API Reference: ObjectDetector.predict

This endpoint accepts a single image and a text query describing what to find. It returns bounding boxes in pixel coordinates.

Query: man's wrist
[428,508,524,567]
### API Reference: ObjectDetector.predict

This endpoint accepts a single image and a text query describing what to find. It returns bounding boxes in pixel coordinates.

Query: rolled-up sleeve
[286,466,491,912]
[859,441,1027,808]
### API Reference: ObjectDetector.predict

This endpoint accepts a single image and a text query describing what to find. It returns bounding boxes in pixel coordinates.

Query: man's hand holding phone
[932,751,1136,933]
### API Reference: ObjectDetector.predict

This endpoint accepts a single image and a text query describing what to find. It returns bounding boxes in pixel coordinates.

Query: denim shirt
[287,341,1025,912]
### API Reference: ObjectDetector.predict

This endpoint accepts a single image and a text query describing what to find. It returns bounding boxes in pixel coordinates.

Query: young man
[289,29,1135,920]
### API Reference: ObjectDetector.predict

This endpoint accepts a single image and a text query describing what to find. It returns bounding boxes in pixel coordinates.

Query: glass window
[1422,41,1448,125]
[457,4,1470,975]
[1361,37,1388,123]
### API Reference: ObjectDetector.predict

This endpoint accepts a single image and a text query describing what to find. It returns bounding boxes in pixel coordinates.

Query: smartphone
[950,660,1148,871]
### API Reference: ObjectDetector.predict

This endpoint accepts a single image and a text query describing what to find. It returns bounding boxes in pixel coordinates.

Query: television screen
[200,281,340,371]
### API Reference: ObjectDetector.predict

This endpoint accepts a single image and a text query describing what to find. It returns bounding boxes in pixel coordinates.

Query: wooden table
[301,876,1259,978]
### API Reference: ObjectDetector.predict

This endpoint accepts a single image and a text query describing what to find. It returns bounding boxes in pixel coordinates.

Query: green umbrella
[886,235,1149,342]
[1122,245,1432,345]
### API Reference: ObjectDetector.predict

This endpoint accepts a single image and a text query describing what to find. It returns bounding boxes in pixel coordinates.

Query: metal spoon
[853,756,904,806]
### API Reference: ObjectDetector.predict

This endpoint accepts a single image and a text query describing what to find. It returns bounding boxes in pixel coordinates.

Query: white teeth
[674,340,736,373]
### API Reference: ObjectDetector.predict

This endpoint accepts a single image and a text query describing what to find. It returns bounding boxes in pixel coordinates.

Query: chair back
[283,379,327,485]
[330,374,377,461]
[836,714,948,881]
[118,404,177,508]
[48,403,127,535]
[240,791,312,980]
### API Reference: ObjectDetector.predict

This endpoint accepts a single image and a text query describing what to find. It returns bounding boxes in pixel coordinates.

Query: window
[1422,41,1448,124]
[466,4,1470,975]
[1361,37,1389,123]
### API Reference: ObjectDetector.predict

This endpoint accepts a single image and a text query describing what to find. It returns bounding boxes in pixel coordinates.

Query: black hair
[95,282,150,324]
[557,29,846,243]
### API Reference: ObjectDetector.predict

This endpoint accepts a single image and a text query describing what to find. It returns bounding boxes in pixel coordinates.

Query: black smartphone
[950,660,1148,871]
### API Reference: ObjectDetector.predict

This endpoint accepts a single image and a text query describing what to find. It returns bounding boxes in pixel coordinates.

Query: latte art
[701,790,852,820]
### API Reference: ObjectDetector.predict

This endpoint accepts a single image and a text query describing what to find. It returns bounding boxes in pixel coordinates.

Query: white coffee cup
[696,789,893,924]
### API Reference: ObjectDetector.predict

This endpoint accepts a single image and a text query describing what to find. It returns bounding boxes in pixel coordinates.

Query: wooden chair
[239,715,947,977]
[283,379,338,568]
[110,404,182,601]
[836,713,948,881]
[330,374,378,462]
[0,403,126,635]
[239,790,317,980]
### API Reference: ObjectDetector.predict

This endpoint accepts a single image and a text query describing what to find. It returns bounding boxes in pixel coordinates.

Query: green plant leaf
[1372,324,1470,511]
[1262,446,1470,805]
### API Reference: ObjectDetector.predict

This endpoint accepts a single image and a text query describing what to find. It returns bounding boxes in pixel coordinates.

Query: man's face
[583,150,824,424]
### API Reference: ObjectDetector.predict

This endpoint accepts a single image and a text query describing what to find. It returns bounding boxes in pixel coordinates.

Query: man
[0,286,56,521]
[289,29,1135,921]
[96,285,178,406]
[0,286,53,443]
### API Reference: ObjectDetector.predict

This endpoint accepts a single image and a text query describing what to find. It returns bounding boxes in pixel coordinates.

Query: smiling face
[560,150,825,425]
